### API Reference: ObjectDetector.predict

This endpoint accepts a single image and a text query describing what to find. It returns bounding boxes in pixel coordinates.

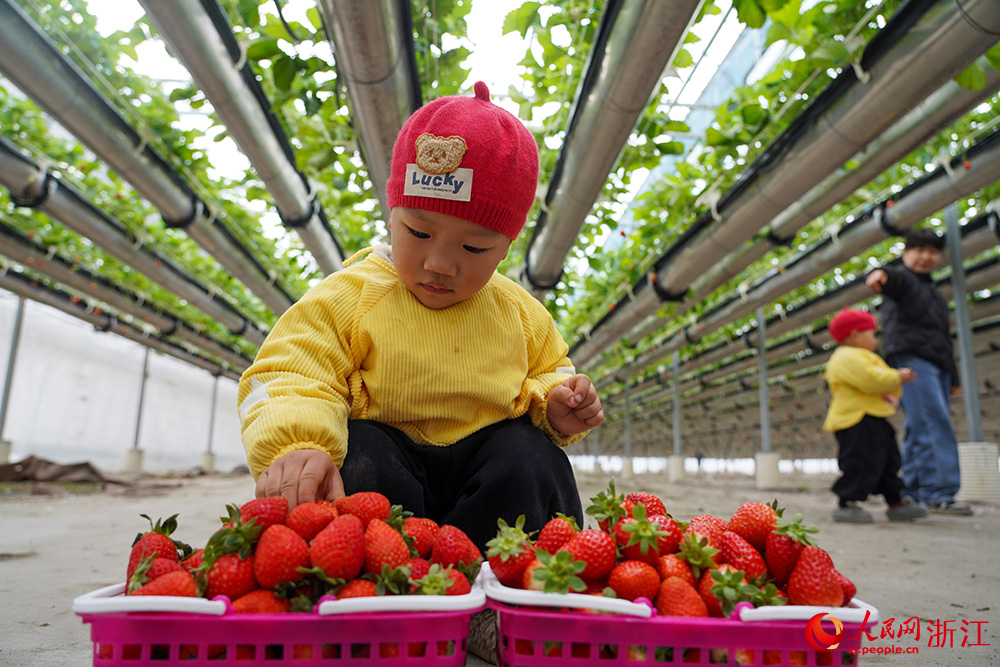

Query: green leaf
[503,1,542,38]
[236,0,260,30]
[732,0,767,29]
[246,39,283,62]
[954,62,987,91]
[656,141,685,155]
[811,39,851,65]
[673,48,694,69]
[272,55,296,91]
[765,21,792,45]
[740,103,766,126]
[305,7,323,31]
[705,127,729,146]
[985,44,1000,73]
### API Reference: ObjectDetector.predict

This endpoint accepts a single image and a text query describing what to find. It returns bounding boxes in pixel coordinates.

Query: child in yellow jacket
[824,308,927,523]
[238,82,604,550]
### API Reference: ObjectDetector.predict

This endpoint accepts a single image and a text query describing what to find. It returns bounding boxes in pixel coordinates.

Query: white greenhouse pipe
[139,0,344,274]
[523,0,703,294]
[573,0,1000,366]
[317,0,420,221]
[0,0,296,315]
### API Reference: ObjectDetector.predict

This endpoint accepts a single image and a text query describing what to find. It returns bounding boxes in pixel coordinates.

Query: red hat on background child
[829,308,877,343]
[386,81,539,240]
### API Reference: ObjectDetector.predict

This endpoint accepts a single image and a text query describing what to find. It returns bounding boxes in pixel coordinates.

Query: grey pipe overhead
[573,0,1000,367]
[523,0,703,295]
[0,140,267,346]
[0,0,295,316]
[317,0,420,221]
[139,0,344,275]
[0,270,241,382]
[621,137,1000,381]
[0,224,251,371]
[680,61,1000,309]
[654,0,1000,296]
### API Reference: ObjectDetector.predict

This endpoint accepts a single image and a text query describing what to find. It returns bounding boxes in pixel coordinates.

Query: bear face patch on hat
[386,81,540,240]
[403,133,473,202]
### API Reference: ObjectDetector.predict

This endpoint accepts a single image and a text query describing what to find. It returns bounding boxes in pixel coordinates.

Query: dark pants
[339,416,583,553]
[832,415,904,505]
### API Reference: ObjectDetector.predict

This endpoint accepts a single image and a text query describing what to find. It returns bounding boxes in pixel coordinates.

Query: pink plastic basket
[480,564,878,667]
[74,583,485,665]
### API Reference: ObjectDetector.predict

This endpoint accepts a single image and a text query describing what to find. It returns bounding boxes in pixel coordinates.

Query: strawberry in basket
[118,491,482,611]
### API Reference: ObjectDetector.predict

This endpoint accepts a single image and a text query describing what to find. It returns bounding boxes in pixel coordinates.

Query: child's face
[901,245,941,274]
[389,207,512,309]
[847,328,878,352]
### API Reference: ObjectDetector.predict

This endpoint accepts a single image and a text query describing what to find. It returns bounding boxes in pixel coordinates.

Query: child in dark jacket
[823,308,928,523]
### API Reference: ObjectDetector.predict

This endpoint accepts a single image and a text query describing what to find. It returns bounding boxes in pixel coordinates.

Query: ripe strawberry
[430,525,481,569]
[406,557,432,583]
[719,531,767,580]
[203,552,257,600]
[657,554,696,587]
[765,513,817,587]
[647,514,684,555]
[126,555,184,594]
[335,492,391,527]
[677,534,721,580]
[832,569,856,606]
[534,514,579,554]
[181,549,204,573]
[585,480,627,532]
[254,524,310,588]
[364,519,410,575]
[286,502,336,542]
[127,514,184,583]
[700,565,757,618]
[655,576,709,617]
[485,516,536,587]
[402,517,439,558]
[130,570,198,597]
[787,546,844,607]
[232,589,291,613]
[607,560,660,602]
[309,514,366,581]
[315,499,339,513]
[727,501,779,552]
[623,491,667,519]
[239,497,288,534]
[444,567,472,596]
[521,551,586,593]
[560,529,617,580]
[337,578,377,598]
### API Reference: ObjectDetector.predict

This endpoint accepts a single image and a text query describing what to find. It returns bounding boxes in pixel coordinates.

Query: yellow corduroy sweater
[238,248,584,479]
[823,345,902,433]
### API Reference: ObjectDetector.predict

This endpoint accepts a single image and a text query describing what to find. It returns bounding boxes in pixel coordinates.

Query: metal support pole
[945,203,983,441]
[757,307,771,453]
[592,424,600,457]
[672,351,682,456]
[206,374,219,454]
[0,296,25,442]
[132,347,150,451]
[623,380,632,477]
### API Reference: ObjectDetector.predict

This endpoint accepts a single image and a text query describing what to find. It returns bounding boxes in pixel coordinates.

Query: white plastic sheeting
[0,291,245,474]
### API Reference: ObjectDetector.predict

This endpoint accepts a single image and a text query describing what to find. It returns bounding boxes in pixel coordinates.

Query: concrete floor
[1,468,998,666]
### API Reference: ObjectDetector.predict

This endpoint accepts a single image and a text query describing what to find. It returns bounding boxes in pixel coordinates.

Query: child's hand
[866,269,888,293]
[881,393,900,408]
[898,367,916,385]
[255,449,345,509]
[547,373,604,436]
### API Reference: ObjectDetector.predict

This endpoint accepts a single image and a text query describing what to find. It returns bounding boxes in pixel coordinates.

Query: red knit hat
[385,81,539,240]
[829,308,877,343]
